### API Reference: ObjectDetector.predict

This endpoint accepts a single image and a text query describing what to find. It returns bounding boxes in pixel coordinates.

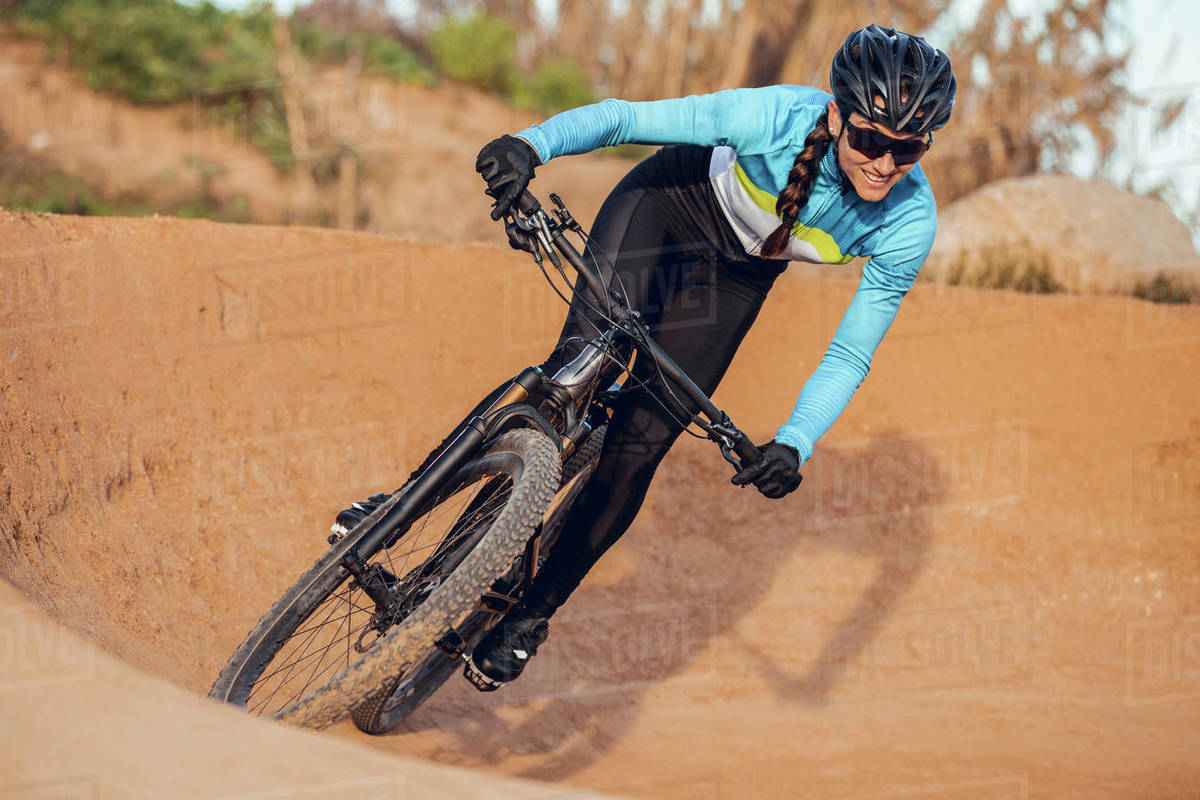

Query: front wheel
[350,424,608,734]
[208,427,560,729]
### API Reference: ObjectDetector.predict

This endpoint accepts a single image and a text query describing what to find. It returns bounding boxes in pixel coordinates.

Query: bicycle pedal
[462,654,504,693]
[434,629,468,658]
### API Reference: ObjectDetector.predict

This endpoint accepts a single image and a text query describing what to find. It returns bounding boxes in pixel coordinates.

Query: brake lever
[503,208,544,257]
[718,442,741,470]
[510,207,561,269]
[550,193,583,233]
[708,413,760,473]
[532,213,562,269]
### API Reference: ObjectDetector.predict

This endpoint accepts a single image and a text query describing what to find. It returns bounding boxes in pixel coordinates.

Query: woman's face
[827,100,927,202]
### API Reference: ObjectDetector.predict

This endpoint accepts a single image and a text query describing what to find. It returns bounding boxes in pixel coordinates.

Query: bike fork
[352,369,543,556]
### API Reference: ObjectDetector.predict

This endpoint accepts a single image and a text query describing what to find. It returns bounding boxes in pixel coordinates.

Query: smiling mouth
[862,168,893,187]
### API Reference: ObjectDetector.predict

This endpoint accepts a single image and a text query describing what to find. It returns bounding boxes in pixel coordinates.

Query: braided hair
[759,109,834,259]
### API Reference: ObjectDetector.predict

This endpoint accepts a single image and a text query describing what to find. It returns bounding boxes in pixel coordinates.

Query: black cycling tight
[414,146,787,618]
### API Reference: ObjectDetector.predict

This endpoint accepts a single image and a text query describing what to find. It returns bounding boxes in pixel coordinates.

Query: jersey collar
[821,137,855,196]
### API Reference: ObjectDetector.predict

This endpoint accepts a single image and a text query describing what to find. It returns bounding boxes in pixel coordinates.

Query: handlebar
[506,187,765,474]
[517,190,541,216]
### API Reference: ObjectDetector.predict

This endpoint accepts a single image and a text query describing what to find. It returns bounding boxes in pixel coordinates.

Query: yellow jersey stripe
[734,162,855,264]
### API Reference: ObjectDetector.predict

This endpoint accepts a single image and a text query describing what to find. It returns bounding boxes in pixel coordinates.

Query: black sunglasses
[842,119,932,165]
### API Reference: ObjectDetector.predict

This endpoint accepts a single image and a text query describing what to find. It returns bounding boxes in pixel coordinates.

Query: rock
[925,174,1200,296]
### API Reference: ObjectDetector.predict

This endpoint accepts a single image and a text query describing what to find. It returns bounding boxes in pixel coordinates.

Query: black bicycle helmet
[830,24,956,135]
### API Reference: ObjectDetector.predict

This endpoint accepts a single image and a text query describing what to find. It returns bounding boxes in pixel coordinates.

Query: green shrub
[2,164,250,223]
[3,0,296,171]
[1008,259,1063,294]
[944,252,969,285]
[57,2,211,102]
[20,175,122,215]
[0,160,153,217]
[363,33,434,85]
[200,6,277,95]
[288,23,432,83]
[428,12,517,94]
[5,0,278,104]
[512,57,595,115]
[245,95,292,166]
[289,21,350,64]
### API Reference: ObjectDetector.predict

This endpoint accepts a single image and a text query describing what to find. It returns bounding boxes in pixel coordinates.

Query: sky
[1106,0,1200,244]
[210,0,1200,245]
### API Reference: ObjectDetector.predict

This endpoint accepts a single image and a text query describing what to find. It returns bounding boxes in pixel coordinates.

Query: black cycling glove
[731,440,802,499]
[475,134,542,221]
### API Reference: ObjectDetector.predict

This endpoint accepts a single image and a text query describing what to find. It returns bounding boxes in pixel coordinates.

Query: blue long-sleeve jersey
[516,85,937,465]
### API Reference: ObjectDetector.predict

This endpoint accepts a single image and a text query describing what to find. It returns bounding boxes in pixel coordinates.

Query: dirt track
[1,210,1199,798]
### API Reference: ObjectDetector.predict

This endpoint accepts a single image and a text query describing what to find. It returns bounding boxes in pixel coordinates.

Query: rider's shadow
[398,432,944,783]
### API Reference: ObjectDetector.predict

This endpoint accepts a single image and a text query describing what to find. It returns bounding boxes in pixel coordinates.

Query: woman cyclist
[334,24,956,690]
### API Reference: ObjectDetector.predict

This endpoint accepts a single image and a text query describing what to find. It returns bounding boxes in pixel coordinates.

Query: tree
[295,0,1134,203]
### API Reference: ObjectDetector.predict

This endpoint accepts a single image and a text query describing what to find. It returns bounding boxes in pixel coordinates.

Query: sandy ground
[0,579,615,799]
[1,210,1198,798]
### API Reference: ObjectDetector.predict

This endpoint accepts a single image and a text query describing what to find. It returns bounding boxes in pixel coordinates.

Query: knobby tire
[208,428,559,729]
[350,424,608,734]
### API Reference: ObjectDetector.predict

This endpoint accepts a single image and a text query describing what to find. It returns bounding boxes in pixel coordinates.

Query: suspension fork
[352,367,544,557]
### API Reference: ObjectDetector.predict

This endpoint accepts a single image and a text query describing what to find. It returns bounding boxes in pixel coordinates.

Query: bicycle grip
[517,190,541,215]
[733,436,762,468]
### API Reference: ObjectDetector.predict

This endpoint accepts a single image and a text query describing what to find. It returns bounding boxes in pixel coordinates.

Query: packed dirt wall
[0,210,1198,798]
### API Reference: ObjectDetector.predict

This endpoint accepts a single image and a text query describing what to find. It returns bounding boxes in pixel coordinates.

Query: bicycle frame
[351,189,762,562]
[513,189,763,468]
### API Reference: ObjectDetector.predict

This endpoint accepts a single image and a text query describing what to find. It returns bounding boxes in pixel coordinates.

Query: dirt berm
[1,210,1198,798]
[925,174,1200,294]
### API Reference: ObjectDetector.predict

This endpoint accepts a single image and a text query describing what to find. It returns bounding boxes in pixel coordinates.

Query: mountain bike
[208,189,766,733]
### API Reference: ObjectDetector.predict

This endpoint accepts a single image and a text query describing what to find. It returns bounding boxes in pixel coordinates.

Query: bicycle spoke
[375,475,513,604]
[249,584,370,714]
[405,479,511,568]
[281,614,362,712]
[250,606,352,713]
[261,634,358,717]
[250,611,373,715]
[255,596,355,689]
[252,589,347,692]
[288,593,373,639]
[233,443,536,721]
[388,482,484,575]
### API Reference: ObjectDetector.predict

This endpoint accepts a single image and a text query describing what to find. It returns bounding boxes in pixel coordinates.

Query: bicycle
[208,189,770,734]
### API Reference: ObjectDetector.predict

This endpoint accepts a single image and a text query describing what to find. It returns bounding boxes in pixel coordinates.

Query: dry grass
[1131,272,1200,304]
[922,240,1064,295]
